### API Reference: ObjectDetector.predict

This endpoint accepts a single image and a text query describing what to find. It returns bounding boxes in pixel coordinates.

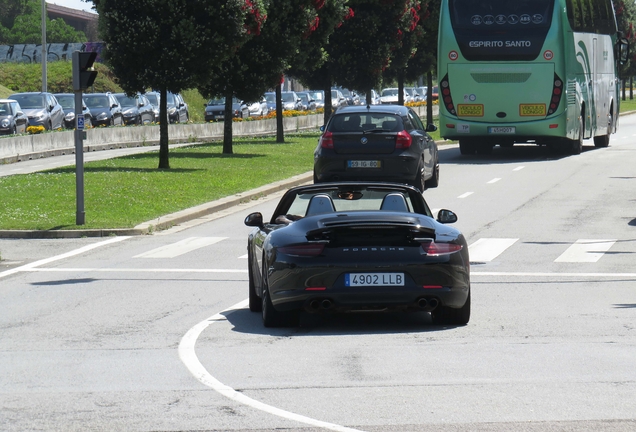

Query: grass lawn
[0,133,318,230]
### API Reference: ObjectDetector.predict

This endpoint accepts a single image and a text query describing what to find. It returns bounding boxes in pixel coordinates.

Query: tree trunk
[324,83,332,125]
[366,88,372,106]
[158,87,170,169]
[426,71,433,126]
[631,76,633,100]
[276,83,284,143]
[398,75,404,106]
[223,88,234,154]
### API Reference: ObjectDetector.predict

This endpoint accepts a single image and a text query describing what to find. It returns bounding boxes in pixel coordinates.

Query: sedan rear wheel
[425,162,439,189]
[411,162,425,192]
[431,289,471,326]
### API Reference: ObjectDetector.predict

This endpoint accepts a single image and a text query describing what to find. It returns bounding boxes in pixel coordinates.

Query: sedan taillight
[278,244,326,257]
[320,131,334,149]
[420,241,463,256]
[395,130,412,149]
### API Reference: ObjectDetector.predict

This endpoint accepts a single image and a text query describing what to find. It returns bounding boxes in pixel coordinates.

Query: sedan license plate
[488,126,515,134]
[348,160,381,168]
[345,273,404,287]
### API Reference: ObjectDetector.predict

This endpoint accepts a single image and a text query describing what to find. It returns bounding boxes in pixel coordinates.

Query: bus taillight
[548,74,563,116]
[440,75,456,116]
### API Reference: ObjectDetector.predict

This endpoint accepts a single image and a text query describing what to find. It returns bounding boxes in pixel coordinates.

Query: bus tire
[459,139,476,155]
[594,113,611,148]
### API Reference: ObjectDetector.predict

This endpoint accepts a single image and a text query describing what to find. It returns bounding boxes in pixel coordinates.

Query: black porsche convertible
[244,182,471,327]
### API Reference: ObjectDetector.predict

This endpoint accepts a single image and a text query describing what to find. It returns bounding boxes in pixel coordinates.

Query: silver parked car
[8,92,64,130]
[0,99,28,135]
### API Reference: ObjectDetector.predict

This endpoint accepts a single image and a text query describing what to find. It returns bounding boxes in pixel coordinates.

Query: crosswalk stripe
[554,239,617,263]
[134,237,227,258]
[468,238,518,262]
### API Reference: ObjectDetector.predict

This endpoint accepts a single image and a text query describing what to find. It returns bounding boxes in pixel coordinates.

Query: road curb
[0,171,314,239]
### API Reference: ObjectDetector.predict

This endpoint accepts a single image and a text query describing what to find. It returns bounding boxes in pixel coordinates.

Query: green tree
[92,0,266,168]
[199,0,328,152]
[0,0,86,44]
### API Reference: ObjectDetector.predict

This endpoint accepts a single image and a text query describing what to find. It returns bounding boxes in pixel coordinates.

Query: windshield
[282,93,295,103]
[56,95,74,109]
[117,95,137,107]
[309,91,323,101]
[10,94,45,109]
[166,93,176,106]
[328,112,402,133]
[265,93,276,103]
[0,103,10,114]
[146,94,158,105]
[84,96,110,109]
[449,0,554,61]
[382,89,398,97]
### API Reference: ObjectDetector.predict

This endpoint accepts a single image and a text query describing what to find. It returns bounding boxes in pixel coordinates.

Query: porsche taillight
[420,241,463,256]
[395,130,412,149]
[278,244,326,257]
[320,131,334,149]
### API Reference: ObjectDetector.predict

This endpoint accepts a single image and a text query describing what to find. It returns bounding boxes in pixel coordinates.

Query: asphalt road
[1,118,636,431]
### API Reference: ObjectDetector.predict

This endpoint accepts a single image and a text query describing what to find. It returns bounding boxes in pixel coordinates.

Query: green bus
[437,0,629,155]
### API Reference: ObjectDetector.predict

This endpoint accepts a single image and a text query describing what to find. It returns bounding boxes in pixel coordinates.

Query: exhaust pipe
[309,300,321,310]
[428,298,439,310]
[417,298,428,309]
[321,299,333,309]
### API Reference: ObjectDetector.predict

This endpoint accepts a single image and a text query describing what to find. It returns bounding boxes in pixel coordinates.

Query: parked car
[167,92,188,123]
[244,182,470,327]
[204,97,249,121]
[379,88,409,105]
[0,99,28,135]
[8,92,64,130]
[296,91,316,111]
[416,87,428,101]
[313,105,439,192]
[334,87,356,106]
[144,91,160,122]
[307,90,325,109]
[330,89,346,108]
[114,93,155,125]
[247,96,269,117]
[264,91,303,111]
[83,93,124,127]
[54,93,93,129]
[359,90,381,105]
[405,87,422,102]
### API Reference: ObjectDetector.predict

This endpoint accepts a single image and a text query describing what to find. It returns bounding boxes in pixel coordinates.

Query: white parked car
[380,88,408,105]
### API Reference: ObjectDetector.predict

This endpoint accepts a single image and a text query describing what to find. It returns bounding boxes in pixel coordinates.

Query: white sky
[47,0,97,14]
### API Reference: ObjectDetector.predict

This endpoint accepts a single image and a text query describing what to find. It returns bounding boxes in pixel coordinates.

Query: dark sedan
[204,97,249,121]
[245,182,471,327]
[54,93,93,129]
[114,93,155,125]
[313,105,439,191]
[83,93,124,127]
[0,99,28,135]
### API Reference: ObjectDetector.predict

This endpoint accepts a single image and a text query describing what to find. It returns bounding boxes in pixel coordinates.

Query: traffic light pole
[72,50,97,226]
[74,90,85,225]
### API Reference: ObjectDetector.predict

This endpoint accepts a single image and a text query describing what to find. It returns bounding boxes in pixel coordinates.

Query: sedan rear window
[329,113,401,133]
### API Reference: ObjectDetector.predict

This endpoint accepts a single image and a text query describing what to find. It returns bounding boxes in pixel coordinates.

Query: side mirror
[320,125,325,132]
[426,124,438,132]
[245,212,264,227]
[618,37,630,65]
[16,110,24,116]
[437,209,458,224]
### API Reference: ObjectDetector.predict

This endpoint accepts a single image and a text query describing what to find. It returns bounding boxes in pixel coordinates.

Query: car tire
[432,289,471,326]
[425,162,439,189]
[248,250,262,312]
[262,267,298,327]
[411,162,425,192]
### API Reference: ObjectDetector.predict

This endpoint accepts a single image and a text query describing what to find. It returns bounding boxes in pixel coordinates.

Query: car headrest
[305,194,336,216]
[380,193,409,212]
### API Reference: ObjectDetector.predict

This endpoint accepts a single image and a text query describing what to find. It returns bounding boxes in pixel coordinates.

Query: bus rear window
[449,0,555,61]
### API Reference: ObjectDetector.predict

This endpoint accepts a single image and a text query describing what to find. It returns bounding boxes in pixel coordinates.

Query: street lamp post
[41,0,47,92]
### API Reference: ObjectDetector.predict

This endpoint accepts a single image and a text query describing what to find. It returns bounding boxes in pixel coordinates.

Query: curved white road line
[179,299,366,432]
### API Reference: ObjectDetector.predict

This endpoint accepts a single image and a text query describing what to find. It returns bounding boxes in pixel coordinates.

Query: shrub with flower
[27,125,46,134]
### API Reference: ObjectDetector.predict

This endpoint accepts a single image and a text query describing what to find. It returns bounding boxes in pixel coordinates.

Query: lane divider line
[458,192,474,199]
[0,236,130,280]
[178,300,366,432]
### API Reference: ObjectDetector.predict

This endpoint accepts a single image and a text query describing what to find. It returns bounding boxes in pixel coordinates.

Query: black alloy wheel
[411,162,426,192]
[432,290,471,326]
[425,163,440,189]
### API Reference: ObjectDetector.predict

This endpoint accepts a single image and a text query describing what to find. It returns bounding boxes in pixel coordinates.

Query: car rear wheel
[425,162,439,189]
[262,267,299,327]
[431,290,471,326]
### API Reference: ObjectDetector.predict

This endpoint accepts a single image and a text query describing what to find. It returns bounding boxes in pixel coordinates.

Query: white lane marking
[469,238,518,262]
[24,268,247,273]
[0,236,130,280]
[134,237,227,258]
[472,271,636,278]
[238,254,248,259]
[554,239,616,263]
[513,166,525,171]
[458,192,474,199]
[179,300,366,432]
[487,178,501,184]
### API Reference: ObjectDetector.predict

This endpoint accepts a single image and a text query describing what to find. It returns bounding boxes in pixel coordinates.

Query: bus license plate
[457,104,484,117]
[519,104,546,116]
[348,160,381,168]
[488,127,515,134]
[345,273,404,287]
